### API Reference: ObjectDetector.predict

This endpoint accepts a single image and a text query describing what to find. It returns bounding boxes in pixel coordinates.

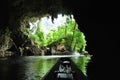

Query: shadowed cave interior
[0,0,120,80]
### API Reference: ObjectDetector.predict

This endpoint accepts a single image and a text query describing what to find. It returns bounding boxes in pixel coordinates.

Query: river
[0,55,91,80]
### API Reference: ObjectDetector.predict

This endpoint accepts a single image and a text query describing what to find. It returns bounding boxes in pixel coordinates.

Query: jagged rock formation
[0,0,89,57]
[0,29,14,57]
[1,0,119,80]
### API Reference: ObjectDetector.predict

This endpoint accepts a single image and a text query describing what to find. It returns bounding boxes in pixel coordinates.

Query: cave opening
[19,13,91,77]
[0,0,93,79]
[20,14,88,56]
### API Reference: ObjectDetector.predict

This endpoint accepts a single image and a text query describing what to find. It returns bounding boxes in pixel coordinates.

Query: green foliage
[23,16,87,53]
[22,27,29,35]
[5,27,11,34]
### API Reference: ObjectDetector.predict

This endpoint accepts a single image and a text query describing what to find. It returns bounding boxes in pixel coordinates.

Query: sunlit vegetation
[22,14,87,53]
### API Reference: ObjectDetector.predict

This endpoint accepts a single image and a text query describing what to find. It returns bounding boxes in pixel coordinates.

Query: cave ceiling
[0,0,89,32]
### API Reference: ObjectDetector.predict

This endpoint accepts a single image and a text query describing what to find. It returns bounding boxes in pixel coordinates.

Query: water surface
[0,55,91,80]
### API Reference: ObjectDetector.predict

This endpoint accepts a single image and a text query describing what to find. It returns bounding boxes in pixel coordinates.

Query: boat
[42,57,88,80]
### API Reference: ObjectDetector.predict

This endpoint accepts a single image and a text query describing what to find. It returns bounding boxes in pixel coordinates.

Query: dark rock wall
[0,0,119,80]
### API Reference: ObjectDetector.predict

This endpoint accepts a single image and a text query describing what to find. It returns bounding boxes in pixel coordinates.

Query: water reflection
[71,55,91,75]
[0,55,91,80]
[0,56,58,80]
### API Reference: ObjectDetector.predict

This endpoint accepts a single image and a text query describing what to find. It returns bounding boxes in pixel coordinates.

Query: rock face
[47,43,70,55]
[0,32,15,57]
[1,1,120,80]
[0,0,88,57]
[23,45,41,56]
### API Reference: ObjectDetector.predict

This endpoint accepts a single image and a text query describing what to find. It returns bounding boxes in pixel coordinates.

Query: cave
[0,0,88,56]
[0,0,119,80]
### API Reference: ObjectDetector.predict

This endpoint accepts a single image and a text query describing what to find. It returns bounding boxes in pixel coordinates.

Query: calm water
[0,55,91,80]
[71,55,91,75]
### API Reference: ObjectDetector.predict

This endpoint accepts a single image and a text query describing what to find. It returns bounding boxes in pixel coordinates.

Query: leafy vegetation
[5,27,11,34]
[22,14,87,53]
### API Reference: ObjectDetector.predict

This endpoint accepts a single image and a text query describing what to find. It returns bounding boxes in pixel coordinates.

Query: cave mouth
[20,13,87,55]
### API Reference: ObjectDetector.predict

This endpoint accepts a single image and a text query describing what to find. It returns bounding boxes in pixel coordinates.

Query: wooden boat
[42,57,88,80]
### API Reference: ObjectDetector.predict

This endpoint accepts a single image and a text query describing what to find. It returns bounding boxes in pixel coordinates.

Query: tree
[23,15,87,53]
